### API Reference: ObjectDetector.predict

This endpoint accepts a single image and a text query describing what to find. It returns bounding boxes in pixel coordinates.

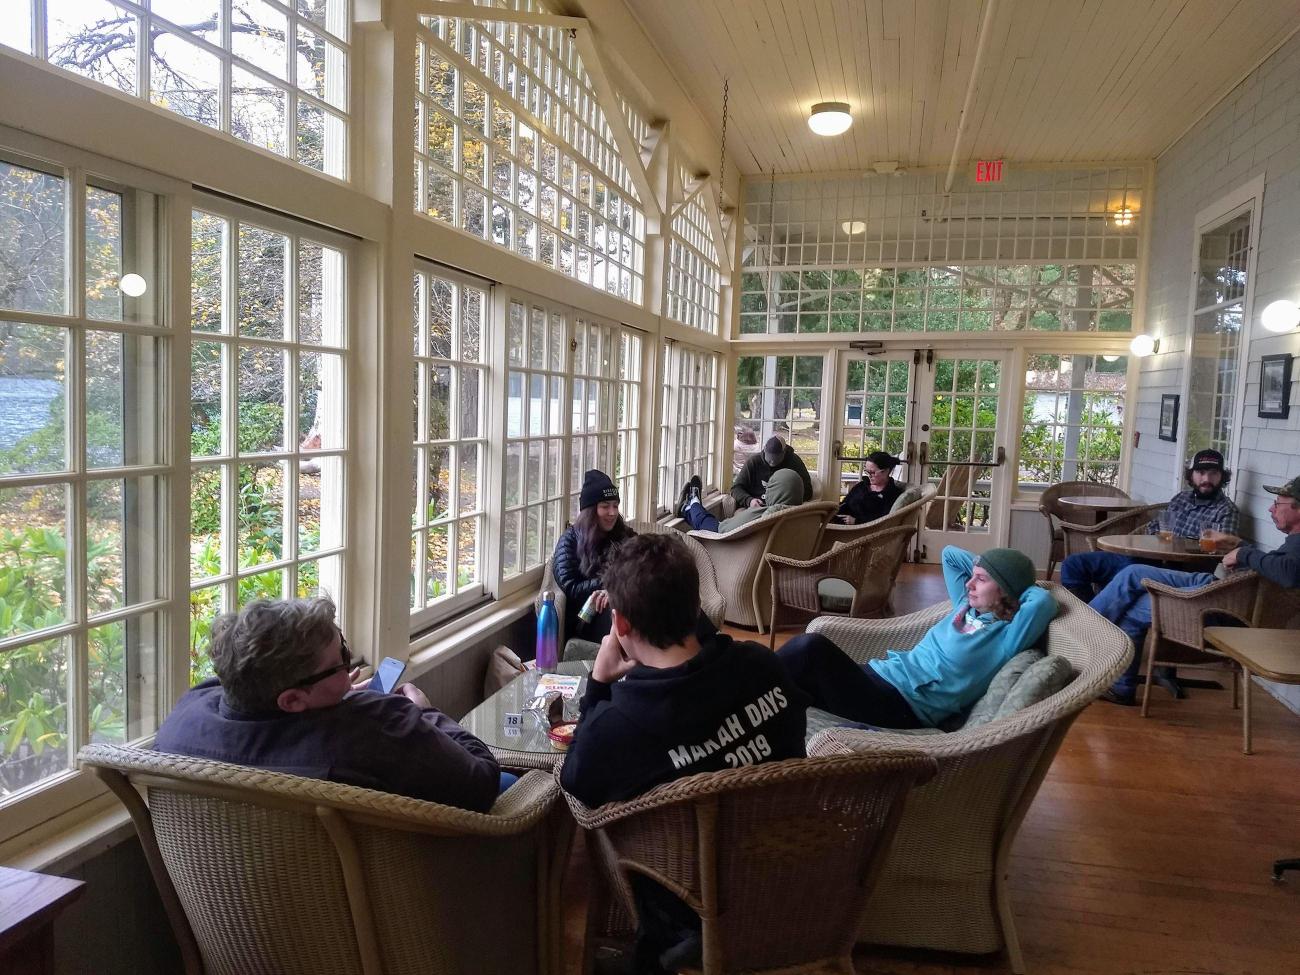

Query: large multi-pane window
[410,267,488,625]
[734,355,822,477]
[1185,209,1251,462]
[3,1,350,179]
[667,170,721,333]
[613,331,642,508]
[1019,354,1127,489]
[657,342,719,510]
[840,357,911,494]
[0,152,168,799]
[188,203,348,682]
[567,318,641,518]
[414,9,646,303]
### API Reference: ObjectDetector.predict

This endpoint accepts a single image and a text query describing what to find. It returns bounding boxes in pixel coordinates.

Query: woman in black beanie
[835,450,905,525]
[552,470,635,641]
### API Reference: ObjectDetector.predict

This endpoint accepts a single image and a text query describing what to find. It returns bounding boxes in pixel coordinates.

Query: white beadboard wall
[1131,30,1300,711]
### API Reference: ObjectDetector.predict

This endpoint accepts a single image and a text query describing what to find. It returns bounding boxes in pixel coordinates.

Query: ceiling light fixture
[841,220,866,234]
[808,101,852,136]
[1112,206,1135,227]
[119,273,147,297]
[1261,299,1300,333]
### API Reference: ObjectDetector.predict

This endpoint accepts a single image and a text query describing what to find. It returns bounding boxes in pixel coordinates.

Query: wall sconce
[119,273,148,297]
[1112,206,1135,227]
[808,101,852,136]
[1129,333,1159,357]
[1261,299,1300,333]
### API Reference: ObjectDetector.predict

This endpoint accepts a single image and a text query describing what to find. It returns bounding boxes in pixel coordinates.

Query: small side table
[0,865,85,975]
[1203,626,1300,755]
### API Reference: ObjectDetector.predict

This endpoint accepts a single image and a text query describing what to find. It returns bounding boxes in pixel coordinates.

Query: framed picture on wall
[1158,393,1180,442]
[1258,354,1293,419]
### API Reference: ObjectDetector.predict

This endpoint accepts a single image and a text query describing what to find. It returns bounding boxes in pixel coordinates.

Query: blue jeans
[1059,551,1135,603]
[1088,564,1215,692]
[682,502,720,533]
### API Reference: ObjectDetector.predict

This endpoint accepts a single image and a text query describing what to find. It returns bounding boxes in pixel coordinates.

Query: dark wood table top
[0,865,84,954]
[1096,533,1226,566]
[1204,627,1300,683]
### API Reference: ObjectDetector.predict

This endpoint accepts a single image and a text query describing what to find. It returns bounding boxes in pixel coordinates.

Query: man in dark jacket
[560,533,809,971]
[730,435,814,510]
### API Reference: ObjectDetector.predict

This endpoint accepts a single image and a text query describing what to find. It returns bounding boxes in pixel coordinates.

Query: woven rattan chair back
[816,484,936,557]
[1059,502,1167,560]
[79,743,570,975]
[563,752,936,975]
[750,502,837,634]
[1037,481,1131,578]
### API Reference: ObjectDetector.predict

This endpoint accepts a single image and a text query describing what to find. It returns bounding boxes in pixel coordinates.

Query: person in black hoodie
[551,469,635,641]
[560,533,808,972]
[730,435,815,510]
[834,450,905,525]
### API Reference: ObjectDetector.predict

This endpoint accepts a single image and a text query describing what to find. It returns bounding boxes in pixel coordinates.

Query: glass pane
[0,4,33,55]
[298,240,344,345]
[460,366,481,439]
[429,364,451,440]
[0,485,69,638]
[238,567,285,607]
[191,210,226,332]
[456,515,479,590]
[427,446,451,521]
[88,612,162,743]
[462,287,483,362]
[86,331,164,469]
[0,159,65,315]
[0,636,71,795]
[238,225,288,338]
[231,65,287,156]
[297,351,343,449]
[191,341,224,457]
[428,277,453,358]
[458,443,479,512]
[295,24,345,109]
[297,553,340,600]
[426,523,450,601]
[87,476,165,616]
[237,462,285,567]
[0,323,67,476]
[238,346,286,452]
[189,584,225,685]
[150,30,222,129]
[231,0,287,79]
[47,2,139,96]
[190,466,223,580]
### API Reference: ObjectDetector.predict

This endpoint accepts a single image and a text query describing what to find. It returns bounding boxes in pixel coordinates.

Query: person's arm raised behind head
[940,546,975,606]
[998,584,1058,655]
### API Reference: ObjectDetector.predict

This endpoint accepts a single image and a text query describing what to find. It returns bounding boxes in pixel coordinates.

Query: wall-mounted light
[119,273,147,297]
[1261,299,1300,333]
[1112,206,1135,227]
[841,220,866,234]
[808,101,852,136]
[1129,333,1159,357]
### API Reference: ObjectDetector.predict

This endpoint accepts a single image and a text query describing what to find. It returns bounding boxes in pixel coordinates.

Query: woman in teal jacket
[776,546,1056,728]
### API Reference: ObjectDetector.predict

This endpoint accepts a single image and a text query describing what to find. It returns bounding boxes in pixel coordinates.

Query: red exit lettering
[975,160,1004,183]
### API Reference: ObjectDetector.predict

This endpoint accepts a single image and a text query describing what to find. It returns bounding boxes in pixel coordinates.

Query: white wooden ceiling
[618,0,1300,175]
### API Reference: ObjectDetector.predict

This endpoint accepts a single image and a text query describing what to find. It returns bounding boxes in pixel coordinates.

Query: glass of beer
[1157,513,1174,544]
[1200,523,1223,553]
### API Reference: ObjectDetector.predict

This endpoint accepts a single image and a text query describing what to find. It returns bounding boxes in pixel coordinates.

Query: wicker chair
[765,525,916,650]
[79,743,573,975]
[815,484,936,557]
[536,519,724,649]
[804,585,1131,973]
[1038,481,1132,579]
[1141,572,1300,747]
[562,751,937,975]
[687,502,837,632]
[1058,502,1168,566]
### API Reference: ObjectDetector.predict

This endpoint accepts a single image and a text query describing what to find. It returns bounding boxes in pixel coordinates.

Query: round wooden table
[1095,533,1226,567]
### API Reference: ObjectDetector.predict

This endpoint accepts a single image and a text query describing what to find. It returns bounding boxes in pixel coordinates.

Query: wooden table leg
[1242,664,1252,755]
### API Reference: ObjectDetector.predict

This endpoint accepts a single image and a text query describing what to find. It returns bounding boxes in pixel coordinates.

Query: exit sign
[975,160,1004,183]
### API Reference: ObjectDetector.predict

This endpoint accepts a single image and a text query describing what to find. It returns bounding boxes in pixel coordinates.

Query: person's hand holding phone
[749,498,764,509]
[398,683,431,709]
[592,632,636,684]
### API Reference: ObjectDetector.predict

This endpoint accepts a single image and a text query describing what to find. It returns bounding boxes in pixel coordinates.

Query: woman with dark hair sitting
[552,469,635,641]
[835,450,904,525]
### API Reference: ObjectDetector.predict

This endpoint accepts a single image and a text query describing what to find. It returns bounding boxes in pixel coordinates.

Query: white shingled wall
[1131,32,1300,711]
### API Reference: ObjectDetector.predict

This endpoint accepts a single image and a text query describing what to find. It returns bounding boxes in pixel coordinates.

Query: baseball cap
[763,436,785,466]
[1190,449,1225,471]
[1263,475,1300,499]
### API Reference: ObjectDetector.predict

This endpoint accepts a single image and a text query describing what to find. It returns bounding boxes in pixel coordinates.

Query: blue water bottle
[536,590,559,672]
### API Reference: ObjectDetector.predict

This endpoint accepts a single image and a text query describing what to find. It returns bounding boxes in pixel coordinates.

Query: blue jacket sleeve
[940,546,975,606]
[1000,585,1057,655]
[552,528,601,603]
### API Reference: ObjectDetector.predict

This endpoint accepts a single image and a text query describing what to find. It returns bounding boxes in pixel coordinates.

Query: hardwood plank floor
[563,565,1300,974]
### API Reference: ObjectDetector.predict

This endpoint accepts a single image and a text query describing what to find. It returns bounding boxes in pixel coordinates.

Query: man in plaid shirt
[1059,449,1240,603]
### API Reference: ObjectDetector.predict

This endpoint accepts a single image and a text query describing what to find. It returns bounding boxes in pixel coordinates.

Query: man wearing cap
[1059,448,1240,603]
[1088,475,1300,705]
[731,435,814,510]
[777,546,1056,728]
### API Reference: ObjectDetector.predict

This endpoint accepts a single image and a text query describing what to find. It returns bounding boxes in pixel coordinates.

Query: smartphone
[369,656,406,695]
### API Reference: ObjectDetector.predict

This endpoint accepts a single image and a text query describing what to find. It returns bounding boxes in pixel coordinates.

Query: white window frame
[657,340,720,510]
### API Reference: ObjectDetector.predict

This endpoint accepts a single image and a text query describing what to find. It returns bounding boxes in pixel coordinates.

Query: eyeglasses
[285,634,352,690]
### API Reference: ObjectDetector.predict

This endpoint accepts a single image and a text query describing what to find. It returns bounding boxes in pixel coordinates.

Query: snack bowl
[547,721,578,751]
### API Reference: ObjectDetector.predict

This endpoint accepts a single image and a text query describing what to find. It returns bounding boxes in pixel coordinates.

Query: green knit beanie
[976,548,1036,600]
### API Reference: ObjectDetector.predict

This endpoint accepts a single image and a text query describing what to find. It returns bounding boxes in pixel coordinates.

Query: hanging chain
[718,78,729,205]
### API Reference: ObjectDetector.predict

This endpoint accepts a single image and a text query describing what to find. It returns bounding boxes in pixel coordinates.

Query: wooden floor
[562,564,1300,975]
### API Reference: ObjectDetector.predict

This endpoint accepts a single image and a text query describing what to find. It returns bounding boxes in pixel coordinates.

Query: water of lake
[0,377,60,450]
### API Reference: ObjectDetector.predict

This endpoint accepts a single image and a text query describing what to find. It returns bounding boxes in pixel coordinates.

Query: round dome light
[1129,333,1157,358]
[841,220,866,234]
[1101,355,1120,362]
[119,273,148,297]
[1261,299,1300,333]
[808,101,852,136]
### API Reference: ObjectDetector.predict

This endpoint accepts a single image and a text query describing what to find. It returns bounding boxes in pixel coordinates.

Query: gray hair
[210,598,340,712]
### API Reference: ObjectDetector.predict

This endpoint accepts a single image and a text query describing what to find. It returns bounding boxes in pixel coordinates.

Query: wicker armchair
[1059,502,1168,565]
[536,519,724,649]
[687,502,836,631]
[804,585,1131,973]
[79,743,573,975]
[765,525,916,650]
[1141,572,1300,746]
[562,751,937,975]
[1038,481,1132,578]
[815,484,936,557]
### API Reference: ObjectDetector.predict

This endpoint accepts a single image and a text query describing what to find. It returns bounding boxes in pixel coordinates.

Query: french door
[832,349,1012,560]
